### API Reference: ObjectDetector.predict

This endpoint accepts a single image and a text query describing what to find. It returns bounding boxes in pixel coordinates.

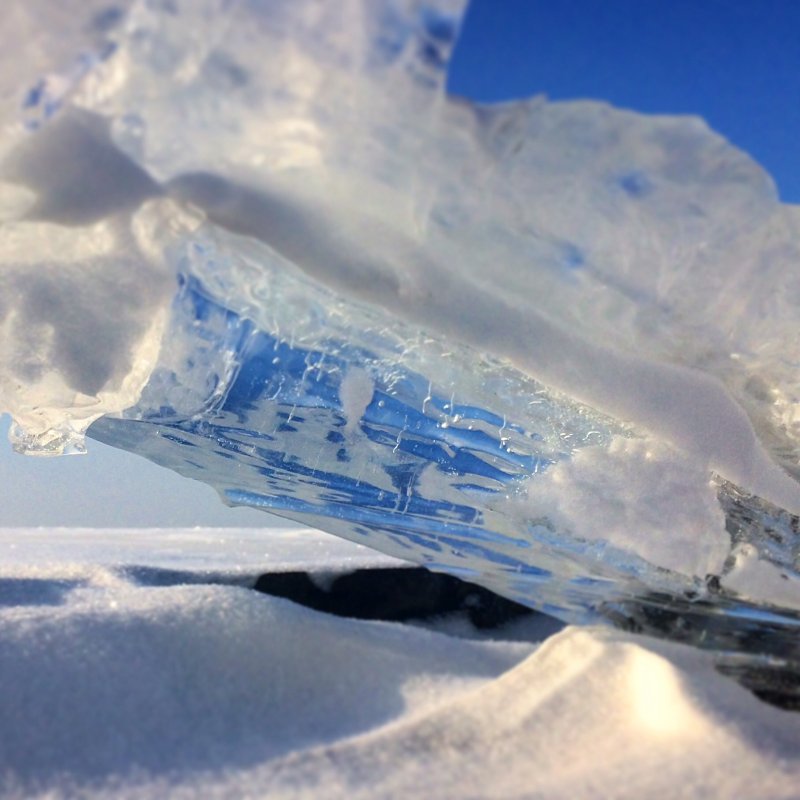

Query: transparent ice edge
[86,229,800,663]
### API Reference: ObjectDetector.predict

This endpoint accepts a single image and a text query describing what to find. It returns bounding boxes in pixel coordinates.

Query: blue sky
[450,0,800,202]
[1,0,798,526]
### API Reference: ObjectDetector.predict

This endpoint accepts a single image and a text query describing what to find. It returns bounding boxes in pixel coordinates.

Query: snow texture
[522,436,730,577]
[0,527,798,800]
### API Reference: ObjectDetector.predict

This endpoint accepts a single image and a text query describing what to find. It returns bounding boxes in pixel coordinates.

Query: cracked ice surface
[0,0,799,646]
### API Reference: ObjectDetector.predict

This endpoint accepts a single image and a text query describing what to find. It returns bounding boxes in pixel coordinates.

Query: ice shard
[1,0,799,665]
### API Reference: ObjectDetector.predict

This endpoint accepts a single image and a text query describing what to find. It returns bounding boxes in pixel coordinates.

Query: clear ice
[1,0,799,664]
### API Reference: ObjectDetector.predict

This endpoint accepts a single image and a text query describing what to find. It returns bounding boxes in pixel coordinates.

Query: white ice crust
[0,204,174,454]
[522,436,730,578]
[0,0,798,520]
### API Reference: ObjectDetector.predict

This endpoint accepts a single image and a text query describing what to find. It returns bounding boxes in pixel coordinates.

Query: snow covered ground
[0,527,798,799]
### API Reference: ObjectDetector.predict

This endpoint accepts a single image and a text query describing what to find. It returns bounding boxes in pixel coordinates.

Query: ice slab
[0,0,799,659]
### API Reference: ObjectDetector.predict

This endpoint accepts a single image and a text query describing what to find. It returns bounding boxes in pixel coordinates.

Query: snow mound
[0,557,797,799]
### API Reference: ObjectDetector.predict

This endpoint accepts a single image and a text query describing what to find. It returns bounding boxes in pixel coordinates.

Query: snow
[520,435,730,577]
[1,527,799,799]
[721,544,800,612]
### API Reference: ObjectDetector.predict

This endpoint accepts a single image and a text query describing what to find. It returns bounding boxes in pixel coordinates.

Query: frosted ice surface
[1,0,799,653]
